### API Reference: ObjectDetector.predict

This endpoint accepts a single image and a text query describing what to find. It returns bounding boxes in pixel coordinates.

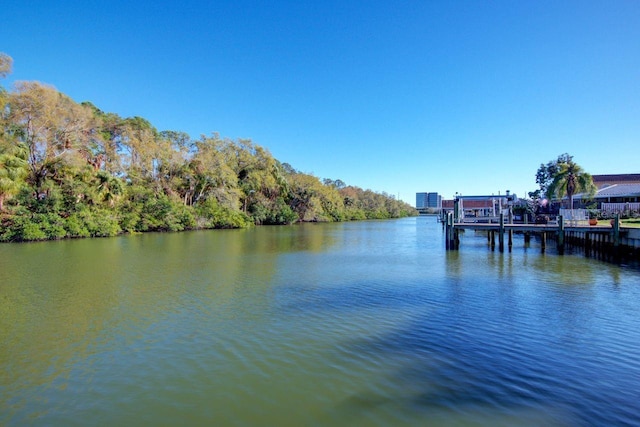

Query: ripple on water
[3,218,640,426]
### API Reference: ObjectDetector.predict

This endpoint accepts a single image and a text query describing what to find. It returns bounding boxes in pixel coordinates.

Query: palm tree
[96,171,124,207]
[547,158,596,209]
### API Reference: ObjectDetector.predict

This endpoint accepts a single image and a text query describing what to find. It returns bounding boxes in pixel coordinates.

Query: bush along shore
[0,57,416,242]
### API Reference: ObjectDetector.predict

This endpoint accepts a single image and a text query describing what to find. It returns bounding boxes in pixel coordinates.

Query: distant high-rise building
[428,192,442,209]
[416,192,442,210]
[416,193,427,208]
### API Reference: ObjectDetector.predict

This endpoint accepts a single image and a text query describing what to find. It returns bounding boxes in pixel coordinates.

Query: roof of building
[441,194,515,202]
[442,199,497,209]
[441,193,518,208]
[574,183,640,199]
[592,174,640,187]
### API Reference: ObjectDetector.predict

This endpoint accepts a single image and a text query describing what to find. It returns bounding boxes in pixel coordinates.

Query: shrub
[86,209,121,237]
[195,198,251,229]
[64,213,91,238]
[0,212,65,241]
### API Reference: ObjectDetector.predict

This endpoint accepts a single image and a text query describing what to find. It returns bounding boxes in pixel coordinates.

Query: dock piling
[441,214,635,259]
[498,213,505,252]
[557,215,565,254]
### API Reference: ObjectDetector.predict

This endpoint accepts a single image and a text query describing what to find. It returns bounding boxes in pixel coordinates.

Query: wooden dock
[442,209,639,260]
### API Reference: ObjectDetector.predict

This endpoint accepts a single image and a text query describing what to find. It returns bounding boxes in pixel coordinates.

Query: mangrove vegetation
[0,53,416,242]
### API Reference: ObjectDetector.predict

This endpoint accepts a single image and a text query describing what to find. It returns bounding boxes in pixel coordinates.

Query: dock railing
[461,216,500,224]
[558,209,589,226]
[601,203,640,214]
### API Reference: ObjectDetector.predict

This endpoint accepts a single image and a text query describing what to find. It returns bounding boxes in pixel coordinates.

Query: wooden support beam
[557,215,565,255]
[445,212,451,250]
[499,213,505,252]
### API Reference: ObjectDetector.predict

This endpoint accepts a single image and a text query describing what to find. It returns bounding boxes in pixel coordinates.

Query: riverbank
[0,175,417,243]
[0,204,418,243]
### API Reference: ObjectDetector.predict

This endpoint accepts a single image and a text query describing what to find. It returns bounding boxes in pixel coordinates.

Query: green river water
[2,217,640,426]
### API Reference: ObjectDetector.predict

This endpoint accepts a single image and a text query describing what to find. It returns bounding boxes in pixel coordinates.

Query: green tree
[0,142,28,211]
[95,170,124,207]
[120,116,159,182]
[0,53,418,240]
[189,135,241,208]
[78,102,120,173]
[287,173,347,222]
[9,81,93,196]
[544,154,596,208]
[82,103,127,174]
[531,153,573,200]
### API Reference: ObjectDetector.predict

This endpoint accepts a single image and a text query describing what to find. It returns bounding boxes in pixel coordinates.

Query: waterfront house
[442,192,517,219]
[572,174,640,214]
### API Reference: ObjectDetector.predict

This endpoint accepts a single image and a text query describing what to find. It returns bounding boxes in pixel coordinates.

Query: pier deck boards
[453,223,621,234]
[440,207,640,259]
[441,198,639,258]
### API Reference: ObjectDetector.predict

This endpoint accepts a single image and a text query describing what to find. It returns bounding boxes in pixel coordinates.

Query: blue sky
[2,0,639,205]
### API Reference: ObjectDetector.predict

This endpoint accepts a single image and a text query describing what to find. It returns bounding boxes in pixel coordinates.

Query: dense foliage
[0,54,416,242]
[529,153,596,208]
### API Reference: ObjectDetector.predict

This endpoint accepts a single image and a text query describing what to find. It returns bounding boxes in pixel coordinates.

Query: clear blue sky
[2,0,639,205]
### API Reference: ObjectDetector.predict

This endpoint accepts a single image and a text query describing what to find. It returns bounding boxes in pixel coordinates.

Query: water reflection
[1,217,640,426]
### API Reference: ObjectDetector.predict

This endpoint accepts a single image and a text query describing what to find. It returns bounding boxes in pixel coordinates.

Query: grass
[622,219,640,228]
[594,219,640,228]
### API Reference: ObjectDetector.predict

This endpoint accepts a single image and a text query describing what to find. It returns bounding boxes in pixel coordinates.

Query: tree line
[0,53,416,242]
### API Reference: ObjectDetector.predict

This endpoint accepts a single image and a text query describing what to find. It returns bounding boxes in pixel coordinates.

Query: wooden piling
[445,212,451,250]
[454,227,459,250]
[443,218,637,260]
[557,215,565,254]
[445,212,459,251]
[453,198,460,223]
[499,213,505,252]
[613,214,621,259]
[508,209,513,249]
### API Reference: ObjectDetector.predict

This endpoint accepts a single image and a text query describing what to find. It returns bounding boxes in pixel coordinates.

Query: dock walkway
[442,211,639,260]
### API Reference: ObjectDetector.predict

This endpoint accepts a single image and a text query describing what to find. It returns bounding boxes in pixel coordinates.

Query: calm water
[1,217,640,427]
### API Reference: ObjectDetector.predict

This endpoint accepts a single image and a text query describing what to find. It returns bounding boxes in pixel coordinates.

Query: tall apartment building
[416,192,442,210]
